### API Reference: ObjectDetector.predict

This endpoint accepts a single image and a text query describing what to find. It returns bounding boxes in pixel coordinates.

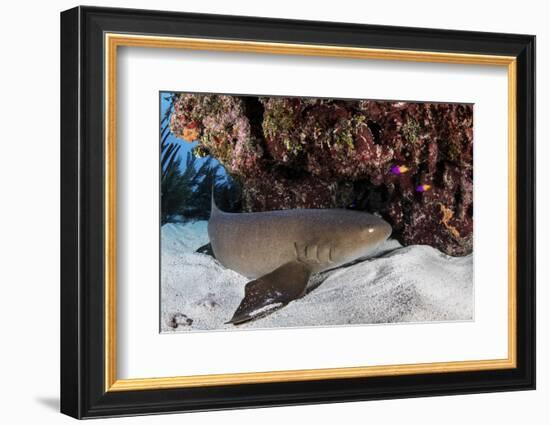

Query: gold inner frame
[104,33,517,392]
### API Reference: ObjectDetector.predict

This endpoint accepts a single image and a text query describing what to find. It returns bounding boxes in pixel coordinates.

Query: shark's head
[328,210,392,265]
[356,212,393,246]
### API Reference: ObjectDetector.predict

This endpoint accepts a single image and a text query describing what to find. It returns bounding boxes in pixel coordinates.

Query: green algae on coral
[402,117,421,144]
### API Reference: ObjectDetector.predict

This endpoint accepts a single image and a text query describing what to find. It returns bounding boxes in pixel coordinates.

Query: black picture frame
[61,6,535,419]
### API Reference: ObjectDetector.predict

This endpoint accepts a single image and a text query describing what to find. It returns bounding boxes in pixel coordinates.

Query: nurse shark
[208,194,392,325]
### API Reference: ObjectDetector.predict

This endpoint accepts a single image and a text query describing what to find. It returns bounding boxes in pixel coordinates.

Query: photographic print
[160,92,474,332]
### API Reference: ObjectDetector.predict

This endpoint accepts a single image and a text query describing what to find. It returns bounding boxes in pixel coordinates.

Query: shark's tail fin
[210,185,221,217]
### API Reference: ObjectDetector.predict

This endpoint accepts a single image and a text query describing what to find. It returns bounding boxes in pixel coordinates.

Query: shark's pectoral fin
[226,261,311,325]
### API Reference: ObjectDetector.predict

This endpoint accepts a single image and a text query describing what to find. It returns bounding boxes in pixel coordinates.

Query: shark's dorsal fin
[211,185,221,217]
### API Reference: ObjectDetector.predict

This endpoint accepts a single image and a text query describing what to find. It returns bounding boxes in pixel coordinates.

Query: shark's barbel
[208,195,392,325]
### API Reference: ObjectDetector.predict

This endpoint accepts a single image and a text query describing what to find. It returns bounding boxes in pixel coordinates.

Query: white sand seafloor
[161,221,473,332]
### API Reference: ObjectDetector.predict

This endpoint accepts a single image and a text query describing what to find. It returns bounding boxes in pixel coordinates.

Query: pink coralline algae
[170,94,263,176]
[170,94,474,256]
